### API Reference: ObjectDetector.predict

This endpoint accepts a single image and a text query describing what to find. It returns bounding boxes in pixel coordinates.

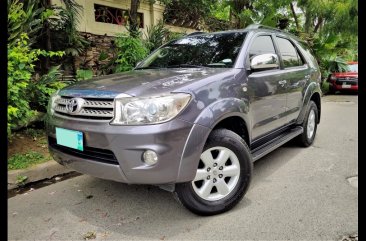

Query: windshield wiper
[166,64,207,68]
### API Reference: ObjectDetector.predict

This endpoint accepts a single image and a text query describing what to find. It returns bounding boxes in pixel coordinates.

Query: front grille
[54,96,114,120]
[336,77,358,85]
[48,137,119,165]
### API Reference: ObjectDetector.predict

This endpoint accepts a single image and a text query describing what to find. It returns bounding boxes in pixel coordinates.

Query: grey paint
[46,28,321,185]
[9,95,357,241]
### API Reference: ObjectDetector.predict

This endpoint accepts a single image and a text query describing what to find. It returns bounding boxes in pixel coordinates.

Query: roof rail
[245,24,282,32]
[186,31,206,36]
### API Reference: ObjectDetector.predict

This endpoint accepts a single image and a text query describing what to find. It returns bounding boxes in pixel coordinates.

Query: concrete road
[8,94,358,241]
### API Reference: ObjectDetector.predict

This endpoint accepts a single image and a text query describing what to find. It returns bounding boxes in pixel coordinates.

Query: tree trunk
[41,0,52,74]
[304,11,312,34]
[290,2,300,31]
[129,0,141,37]
[314,16,323,33]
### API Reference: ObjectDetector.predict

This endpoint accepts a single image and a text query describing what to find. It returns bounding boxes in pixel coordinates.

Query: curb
[8,160,73,190]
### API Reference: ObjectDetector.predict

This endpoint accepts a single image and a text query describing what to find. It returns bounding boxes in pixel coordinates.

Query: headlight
[110,93,191,125]
[48,90,60,115]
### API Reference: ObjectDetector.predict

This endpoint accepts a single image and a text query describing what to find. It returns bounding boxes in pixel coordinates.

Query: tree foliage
[8,0,65,136]
[114,33,148,72]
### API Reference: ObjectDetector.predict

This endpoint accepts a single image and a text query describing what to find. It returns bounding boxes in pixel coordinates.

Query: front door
[246,34,288,140]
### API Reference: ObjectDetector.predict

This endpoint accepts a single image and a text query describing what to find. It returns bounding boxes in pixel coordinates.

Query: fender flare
[176,98,250,182]
[296,82,322,125]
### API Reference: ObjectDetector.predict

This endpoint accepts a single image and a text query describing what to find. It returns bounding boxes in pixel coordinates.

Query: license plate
[56,127,83,151]
[342,84,351,89]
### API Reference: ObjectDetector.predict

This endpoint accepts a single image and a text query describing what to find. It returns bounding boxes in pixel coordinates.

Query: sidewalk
[8,160,73,190]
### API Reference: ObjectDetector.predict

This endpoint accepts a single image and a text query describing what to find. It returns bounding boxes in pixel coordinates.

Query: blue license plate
[55,127,83,151]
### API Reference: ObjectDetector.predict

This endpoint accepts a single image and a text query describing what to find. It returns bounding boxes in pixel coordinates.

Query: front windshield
[137,32,247,69]
[348,63,358,72]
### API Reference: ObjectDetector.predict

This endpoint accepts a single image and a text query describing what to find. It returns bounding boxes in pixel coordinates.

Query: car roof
[187,25,304,44]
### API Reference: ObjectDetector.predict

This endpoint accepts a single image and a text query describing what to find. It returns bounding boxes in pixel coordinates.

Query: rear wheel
[175,129,253,216]
[297,100,318,147]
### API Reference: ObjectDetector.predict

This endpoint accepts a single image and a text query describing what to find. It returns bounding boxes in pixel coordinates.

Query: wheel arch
[176,98,251,183]
[297,83,322,125]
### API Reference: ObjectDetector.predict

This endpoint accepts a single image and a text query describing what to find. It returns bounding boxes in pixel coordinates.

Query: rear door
[274,36,310,123]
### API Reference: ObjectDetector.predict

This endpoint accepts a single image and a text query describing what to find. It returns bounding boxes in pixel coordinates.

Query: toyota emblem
[66,98,84,114]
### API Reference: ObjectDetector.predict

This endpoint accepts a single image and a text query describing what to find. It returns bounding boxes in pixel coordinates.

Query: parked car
[46,24,322,215]
[327,61,358,93]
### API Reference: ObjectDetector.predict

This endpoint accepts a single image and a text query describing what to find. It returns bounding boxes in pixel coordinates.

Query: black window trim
[274,34,309,70]
[244,32,282,73]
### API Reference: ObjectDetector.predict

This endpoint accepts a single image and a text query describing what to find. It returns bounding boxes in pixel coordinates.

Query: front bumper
[330,83,358,91]
[46,114,194,184]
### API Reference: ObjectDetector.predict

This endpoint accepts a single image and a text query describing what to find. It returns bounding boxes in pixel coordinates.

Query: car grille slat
[54,96,114,120]
[48,137,119,165]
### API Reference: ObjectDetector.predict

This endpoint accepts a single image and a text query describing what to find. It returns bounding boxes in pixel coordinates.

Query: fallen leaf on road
[44,217,52,222]
[55,177,61,181]
[160,236,166,240]
[49,191,56,195]
[82,231,96,240]
[12,212,18,217]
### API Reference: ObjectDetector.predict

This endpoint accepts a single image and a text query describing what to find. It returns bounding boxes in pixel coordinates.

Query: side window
[276,37,303,68]
[248,35,276,59]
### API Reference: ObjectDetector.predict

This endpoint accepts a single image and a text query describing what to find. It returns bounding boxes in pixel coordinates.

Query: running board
[251,126,303,162]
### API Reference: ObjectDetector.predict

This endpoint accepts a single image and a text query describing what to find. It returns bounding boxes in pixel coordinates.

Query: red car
[328,61,358,93]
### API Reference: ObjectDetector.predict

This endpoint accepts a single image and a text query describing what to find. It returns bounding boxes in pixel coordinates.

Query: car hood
[59,68,231,98]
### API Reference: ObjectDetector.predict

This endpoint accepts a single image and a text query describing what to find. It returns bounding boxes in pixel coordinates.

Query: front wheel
[175,129,253,216]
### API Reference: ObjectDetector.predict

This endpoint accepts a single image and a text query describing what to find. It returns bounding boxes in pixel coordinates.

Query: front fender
[176,98,250,182]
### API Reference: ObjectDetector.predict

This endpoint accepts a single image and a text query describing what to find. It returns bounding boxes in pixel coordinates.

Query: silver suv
[46,24,322,215]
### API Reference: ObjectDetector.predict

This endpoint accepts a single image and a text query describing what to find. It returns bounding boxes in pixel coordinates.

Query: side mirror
[250,53,279,71]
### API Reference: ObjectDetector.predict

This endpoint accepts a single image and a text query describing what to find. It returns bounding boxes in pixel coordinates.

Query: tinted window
[276,37,303,68]
[137,32,247,69]
[298,41,317,69]
[249,35,276,59]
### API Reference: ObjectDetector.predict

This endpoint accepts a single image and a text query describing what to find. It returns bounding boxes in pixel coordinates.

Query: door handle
[278,80,287,87]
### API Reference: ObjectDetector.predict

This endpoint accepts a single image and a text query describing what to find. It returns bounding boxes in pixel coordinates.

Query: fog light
[143,150,158,165]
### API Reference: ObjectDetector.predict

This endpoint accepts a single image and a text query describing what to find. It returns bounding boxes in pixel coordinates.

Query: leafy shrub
[8,33,40,135]
[76,69,94,80]
[114,33,148,72]
[28,66,68,112]
[8,1,65,136]
[8,33,64,136]
[7,0,43,46]
[144,20,170,52]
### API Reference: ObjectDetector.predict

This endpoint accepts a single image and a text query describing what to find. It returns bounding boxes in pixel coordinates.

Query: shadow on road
[62,140,304,239]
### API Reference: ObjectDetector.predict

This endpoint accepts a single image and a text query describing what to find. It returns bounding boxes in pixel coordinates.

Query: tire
[297,100,318,147]
[327,88,335,95]
[175,129,253,216]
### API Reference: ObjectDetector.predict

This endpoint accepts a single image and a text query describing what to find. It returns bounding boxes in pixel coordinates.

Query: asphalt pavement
[8,94,358,240]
